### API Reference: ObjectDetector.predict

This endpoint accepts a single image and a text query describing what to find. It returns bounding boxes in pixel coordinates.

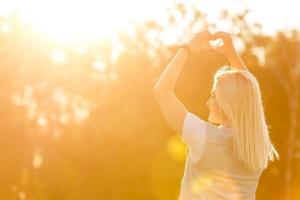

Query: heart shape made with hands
[208,38,224,50]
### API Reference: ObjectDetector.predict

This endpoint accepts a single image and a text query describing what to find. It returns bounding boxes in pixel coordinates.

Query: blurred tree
[0,3,299,200]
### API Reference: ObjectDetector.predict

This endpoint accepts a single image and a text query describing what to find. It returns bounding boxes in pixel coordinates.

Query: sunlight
[18,192,26,200]
[16,0,126,43]
[52,50,66,63]
[0,0,299,44]
[190,176,212,194]
[166,135,186,162]
[32,149,44,169]
[92,60,106,72]
[37,116,48,127]
[0,0,171,44]
[0,23,11,33]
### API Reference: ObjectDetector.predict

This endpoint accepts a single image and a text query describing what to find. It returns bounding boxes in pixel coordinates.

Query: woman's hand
[211,31,235,55]
[211,31,248,71]
[186,31,213,53]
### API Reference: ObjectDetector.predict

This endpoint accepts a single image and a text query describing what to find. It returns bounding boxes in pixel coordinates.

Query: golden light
[0,0,299,44]
[1,23,11,33]
[37,116,48,127]
[166,135,186,162]
[108,72,119,81]
[59,114,70,125]
[0,0,230,46]
[92,60,106,72]
[32,150,44,169]
[18,192,26,200]
[190,176,212,194]
[77,47,88,55]
[0,0,172,44]
[14,0,128,43]
[52,50,66,63]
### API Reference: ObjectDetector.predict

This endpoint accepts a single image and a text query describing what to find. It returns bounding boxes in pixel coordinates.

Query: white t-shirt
[179,112,263,200]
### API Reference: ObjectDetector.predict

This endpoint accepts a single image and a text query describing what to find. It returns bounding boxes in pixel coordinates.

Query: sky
[175,0,300,34]
[0,0,299,40]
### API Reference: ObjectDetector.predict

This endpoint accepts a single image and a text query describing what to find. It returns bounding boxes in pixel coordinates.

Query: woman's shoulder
[204,121,233,145]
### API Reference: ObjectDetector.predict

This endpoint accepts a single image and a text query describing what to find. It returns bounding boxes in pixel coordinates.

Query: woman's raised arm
[212,31,249,71]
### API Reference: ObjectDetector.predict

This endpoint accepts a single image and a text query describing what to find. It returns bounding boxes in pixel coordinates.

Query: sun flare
[17,0,136,43]
[1,0,297,45]
[1,0,170,44]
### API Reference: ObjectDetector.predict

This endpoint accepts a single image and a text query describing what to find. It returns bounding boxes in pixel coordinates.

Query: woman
[153,31,279,200]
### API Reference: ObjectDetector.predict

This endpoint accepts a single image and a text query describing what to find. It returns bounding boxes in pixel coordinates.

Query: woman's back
[152,31,278,200]
[179,112,264,200]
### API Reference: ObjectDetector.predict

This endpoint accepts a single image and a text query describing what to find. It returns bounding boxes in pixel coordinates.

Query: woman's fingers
[193,31,231,41]
[211,32,223,40]
[211,31,231,41]
[187,31,215,53]
[188,31,236,53]
[210,31,234,54]
[214,46,225,54]
[194,31,212,41]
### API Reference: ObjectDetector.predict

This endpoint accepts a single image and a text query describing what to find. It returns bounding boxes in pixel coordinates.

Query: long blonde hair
[213,66,279,171]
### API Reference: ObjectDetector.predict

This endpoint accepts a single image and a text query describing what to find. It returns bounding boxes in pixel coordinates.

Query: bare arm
[153,48,189,93]
[153,31,212,135]
[226,44,248,71]
[153,31,213,93]
[226,47,248,71]
[153,49,189,135]
[212,31,248,71]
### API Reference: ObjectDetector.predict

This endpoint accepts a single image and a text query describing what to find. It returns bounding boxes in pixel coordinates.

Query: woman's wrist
[225,45,238,59]
[225,47,248,70]
[179,44,191,55]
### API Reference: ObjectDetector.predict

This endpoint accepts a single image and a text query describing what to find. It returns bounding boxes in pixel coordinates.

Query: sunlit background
[1,0,300,43]
[0,0,299,199]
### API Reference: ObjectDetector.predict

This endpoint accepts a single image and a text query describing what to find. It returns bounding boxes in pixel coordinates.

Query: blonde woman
[153,31,279,200]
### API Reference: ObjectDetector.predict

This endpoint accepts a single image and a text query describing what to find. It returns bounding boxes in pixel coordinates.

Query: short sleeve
[182,112,207,162]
